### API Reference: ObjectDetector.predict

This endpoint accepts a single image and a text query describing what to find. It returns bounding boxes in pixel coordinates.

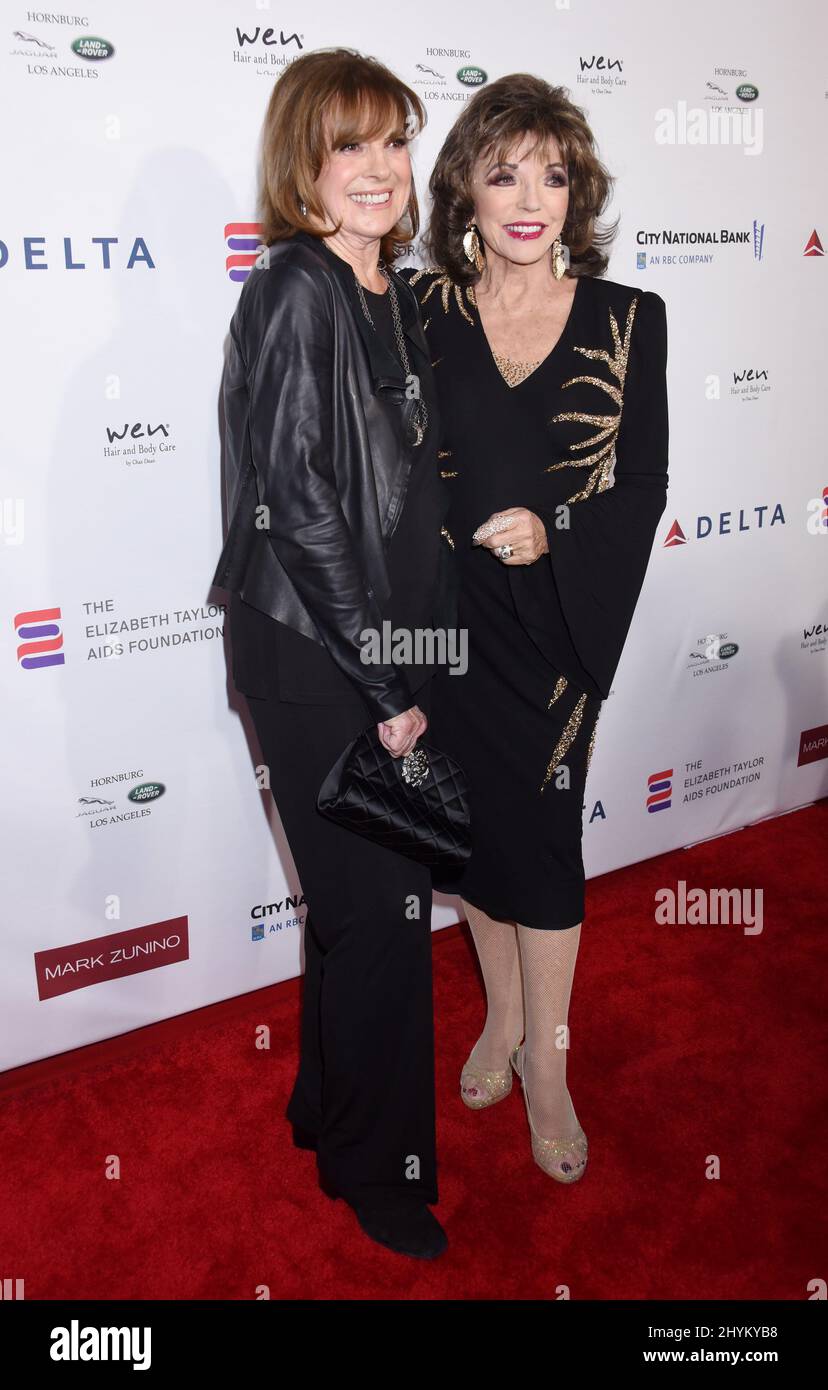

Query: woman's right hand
[377,706,428,758]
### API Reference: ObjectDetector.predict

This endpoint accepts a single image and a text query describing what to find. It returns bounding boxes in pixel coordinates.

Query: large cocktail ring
[473,514,514,544]
[494,543,514,560]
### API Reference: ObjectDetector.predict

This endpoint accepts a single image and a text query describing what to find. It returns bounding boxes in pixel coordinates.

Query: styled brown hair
[259,47,426,263]
[422,73,617,284]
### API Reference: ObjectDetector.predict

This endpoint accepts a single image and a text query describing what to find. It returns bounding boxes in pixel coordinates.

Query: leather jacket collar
[291,229,424,393]
[211,226,450,722]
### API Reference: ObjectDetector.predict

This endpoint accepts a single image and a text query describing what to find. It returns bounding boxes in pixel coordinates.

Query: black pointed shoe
[351,1202,448,1260]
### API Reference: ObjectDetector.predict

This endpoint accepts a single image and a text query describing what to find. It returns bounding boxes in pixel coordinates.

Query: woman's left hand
[472,507,549,565]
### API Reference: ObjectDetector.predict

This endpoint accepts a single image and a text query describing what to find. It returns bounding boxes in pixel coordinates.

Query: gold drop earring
[462,217,485,273]
[551,234,570,280]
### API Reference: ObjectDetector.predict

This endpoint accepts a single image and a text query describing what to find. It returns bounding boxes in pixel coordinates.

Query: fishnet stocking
[517,921,584,1172]
[462,899,524,1072]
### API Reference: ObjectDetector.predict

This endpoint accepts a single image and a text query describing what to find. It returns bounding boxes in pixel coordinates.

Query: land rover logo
[128,782,165,803]
[735,84,758,102]
[71,36,115,61]
[457,66,487,87]
[718,642,739,660]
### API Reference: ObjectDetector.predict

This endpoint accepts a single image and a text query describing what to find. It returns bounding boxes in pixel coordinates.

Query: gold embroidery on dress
[492,352,543,388]
[407,269,474,475]
[440,525,455,549]
[547,674,568,708]
[406,266,477,326]
[546,295,639,503]
[405,268,472,480]
[540,691,587,793]
[541,688,602,792]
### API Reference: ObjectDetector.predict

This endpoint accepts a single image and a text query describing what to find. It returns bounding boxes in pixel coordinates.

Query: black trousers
[245,685,438,1209]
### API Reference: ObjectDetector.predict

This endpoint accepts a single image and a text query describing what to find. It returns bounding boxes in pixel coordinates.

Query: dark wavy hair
[259,47,426,264]
[422,73,617,284]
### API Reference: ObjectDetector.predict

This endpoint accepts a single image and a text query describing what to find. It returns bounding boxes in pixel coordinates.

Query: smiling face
[312,113,413,250]
[470,133,570,267]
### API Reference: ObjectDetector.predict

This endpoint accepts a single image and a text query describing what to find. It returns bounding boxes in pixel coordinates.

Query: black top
[398,267,669,702]
[229,254,442,711]
[363,283,439,690]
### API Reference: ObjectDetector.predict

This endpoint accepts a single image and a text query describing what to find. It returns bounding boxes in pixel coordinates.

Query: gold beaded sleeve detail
[509,289,670,701]
[546,295,638,502]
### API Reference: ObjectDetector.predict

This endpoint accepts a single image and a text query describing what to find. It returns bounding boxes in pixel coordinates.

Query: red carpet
[2,800,825,1300]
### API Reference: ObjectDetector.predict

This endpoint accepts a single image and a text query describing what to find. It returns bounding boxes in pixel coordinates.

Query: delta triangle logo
[663,519,687,548]
[803,229,824,258]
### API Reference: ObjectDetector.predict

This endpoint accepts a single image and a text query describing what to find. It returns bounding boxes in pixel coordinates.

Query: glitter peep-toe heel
[510,1042,588,1182]
[460,1034,525,1109]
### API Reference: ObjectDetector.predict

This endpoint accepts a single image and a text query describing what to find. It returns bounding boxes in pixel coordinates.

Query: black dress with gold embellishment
[398,266,669,930]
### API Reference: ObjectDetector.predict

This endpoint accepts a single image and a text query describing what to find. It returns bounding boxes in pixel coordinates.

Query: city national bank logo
[646,769,673,813]
[0,235,154,270]
[34,917,189,1001]
[634,219,764,272]
[15,607,65,669]
[251,896,306,941]
[662,499,785,547]
[225,222,264,282]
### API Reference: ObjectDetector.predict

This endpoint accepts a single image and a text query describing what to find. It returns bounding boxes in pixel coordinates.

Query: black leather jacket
[211,230,450,722]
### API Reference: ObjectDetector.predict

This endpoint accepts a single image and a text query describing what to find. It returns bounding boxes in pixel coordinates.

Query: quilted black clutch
[316,724,471,874]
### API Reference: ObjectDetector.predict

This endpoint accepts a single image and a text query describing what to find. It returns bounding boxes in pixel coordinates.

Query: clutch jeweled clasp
[401,746,430,788]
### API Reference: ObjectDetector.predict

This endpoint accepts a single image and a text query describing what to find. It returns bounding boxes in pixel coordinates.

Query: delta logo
[663,501,785,547]
[803,230,823,258]
[0,236,154,271]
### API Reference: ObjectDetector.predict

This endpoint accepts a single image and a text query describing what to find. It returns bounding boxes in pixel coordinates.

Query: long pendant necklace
[352,263,428,447]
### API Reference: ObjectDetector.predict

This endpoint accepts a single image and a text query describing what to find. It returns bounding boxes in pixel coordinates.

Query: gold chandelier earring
[552,234,570,280]
[462,218,485,273]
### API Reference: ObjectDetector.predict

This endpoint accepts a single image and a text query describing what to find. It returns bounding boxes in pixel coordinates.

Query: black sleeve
[511,289,670,698]
[238,262,414,723]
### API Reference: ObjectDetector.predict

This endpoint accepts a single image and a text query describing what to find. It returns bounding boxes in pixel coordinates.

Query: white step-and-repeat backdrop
[2,1,826,1072]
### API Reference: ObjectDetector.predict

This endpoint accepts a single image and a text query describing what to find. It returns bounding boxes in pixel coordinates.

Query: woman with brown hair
[401,74,669,1183]
[212,49,451,1258]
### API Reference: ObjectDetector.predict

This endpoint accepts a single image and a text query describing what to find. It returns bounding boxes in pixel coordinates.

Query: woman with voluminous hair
[400,72,669,1185]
